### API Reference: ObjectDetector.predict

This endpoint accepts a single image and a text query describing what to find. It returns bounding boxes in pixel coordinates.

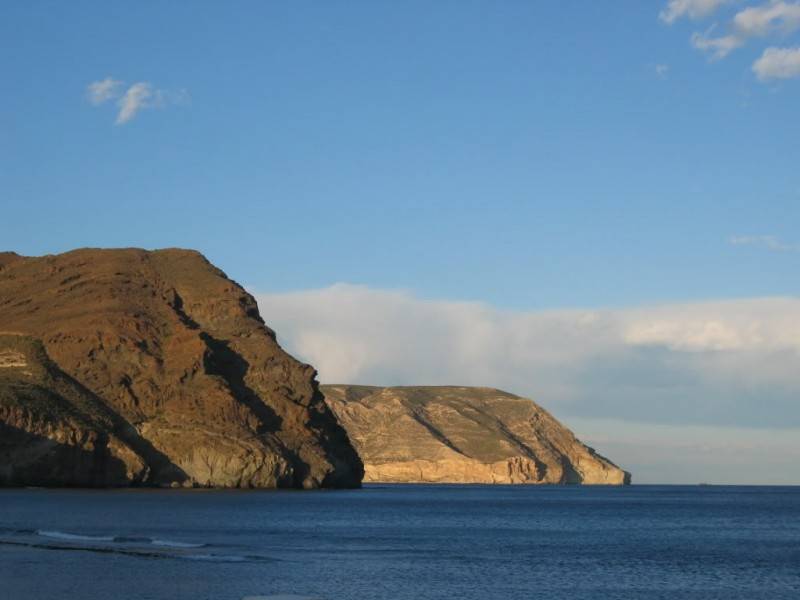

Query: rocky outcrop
[0,248,363,488]
[0,335,148,486]
[323,385,630,485]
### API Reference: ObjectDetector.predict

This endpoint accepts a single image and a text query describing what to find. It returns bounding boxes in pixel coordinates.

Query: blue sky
[2,2,800,482]
[2,1,798,309]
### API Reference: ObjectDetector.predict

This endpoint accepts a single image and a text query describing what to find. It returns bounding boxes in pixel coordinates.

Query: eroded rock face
[322,385,630,485]
[0,249,363,488]
[0,335,147,487]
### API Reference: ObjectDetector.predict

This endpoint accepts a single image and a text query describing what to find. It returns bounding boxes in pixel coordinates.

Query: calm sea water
[0,485,798,600]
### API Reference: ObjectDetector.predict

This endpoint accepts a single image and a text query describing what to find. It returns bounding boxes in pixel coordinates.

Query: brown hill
[323,385,630,485]
[0,248,363,488]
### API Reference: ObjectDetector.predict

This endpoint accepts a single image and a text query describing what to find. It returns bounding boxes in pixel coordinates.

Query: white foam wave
[35,530,206,550]
[36,530,114,542]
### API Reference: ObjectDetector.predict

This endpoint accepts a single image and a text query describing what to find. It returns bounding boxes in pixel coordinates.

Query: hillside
[0,248,363,488]
[323,385,629,485]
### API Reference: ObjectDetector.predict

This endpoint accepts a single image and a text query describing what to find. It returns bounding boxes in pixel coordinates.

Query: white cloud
[730,234,800,250]
[655,63,671,78]
[115,82,154,125]
[86,77,123,105]
[680,1,800,75]
[87,77,188,125]
[734,1,800,37]
[621,299,800,351]
[660,0,733,23]
[691,30,745,58]
[752,45,800,78]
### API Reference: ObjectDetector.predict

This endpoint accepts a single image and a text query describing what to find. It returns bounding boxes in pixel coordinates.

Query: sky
[1,1,799,484]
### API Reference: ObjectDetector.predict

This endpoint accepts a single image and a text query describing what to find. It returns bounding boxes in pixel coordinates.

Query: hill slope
[323,385,629,485]
[0,248,363,488]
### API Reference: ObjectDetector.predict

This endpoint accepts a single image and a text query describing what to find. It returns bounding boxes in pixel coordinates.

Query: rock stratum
[323,385,630,485]
[0,249,363,488]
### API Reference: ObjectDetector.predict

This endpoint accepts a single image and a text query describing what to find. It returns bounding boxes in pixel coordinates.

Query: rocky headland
[323,385,630,485]
[0,249,363,488]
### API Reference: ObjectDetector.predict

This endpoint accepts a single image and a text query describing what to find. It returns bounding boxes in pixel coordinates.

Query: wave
[0,528,272,563]
[0,538,271,563]
[37,530,115,542]
[31,530,206,549]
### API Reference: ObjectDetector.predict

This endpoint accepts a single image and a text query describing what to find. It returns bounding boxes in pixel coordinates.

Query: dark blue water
[0,485,798,600]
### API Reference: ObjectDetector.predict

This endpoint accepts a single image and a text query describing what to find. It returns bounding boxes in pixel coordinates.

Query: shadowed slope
[0,335,157,486]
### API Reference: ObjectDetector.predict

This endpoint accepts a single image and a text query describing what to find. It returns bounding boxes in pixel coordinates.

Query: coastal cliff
[0,248,363,488]
[323,385,630,485]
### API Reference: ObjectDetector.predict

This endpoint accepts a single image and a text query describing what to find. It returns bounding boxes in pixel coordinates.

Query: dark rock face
[323,385,630,485]
[0,248,363,488]
[0,336,148,487]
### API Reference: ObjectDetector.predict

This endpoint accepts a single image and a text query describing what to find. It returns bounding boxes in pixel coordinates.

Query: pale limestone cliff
[323,385,630,485]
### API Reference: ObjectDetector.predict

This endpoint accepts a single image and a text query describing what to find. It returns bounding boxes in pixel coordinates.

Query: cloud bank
[256,285,800,430]
[86,77,187,125]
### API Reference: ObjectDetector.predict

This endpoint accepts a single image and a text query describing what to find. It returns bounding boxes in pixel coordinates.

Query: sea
[0,485,798,600]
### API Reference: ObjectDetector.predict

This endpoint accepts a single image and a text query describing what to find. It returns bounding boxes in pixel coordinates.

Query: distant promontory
[324,385,630,485]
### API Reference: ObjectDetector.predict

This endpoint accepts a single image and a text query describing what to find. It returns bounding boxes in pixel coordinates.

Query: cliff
[0,248,363,488]
[322,385,630,485]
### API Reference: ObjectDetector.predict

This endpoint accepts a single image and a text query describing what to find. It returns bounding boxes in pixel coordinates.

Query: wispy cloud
[86,77,124,105]
[753,45,800,78]
[691,28,745,59]
[86,77,188,125]
[689,2,800,59]
[115,82,153,125]
[660,0,733,24]
[662,1,800,81]
[734,1,800,37]
[655,63,671,78]
[729,234,800,251]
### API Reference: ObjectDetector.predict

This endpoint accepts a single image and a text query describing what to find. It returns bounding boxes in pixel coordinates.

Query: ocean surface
[0,485,798,600]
